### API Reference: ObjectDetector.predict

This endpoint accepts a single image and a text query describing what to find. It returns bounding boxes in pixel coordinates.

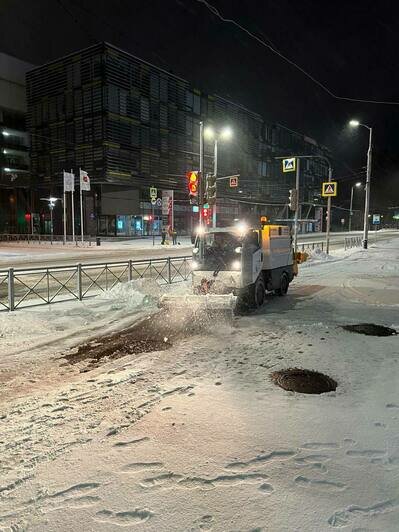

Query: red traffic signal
[25,213,31,223]
[202,207,209,218]
[186,171,199,196]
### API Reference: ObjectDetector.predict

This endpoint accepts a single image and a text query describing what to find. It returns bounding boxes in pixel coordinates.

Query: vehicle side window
[246,231,259,248]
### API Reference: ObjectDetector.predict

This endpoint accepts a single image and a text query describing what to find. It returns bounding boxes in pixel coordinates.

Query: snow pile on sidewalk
[0,279,166,362]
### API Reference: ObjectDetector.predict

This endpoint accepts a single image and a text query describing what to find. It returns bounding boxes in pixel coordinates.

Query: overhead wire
[195,0,399,106]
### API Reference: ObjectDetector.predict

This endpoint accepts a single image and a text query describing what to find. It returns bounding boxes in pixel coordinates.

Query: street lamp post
[40,197,59,244]
[204,126,233,228]
[349,120,373,249]
[349,182,362,232]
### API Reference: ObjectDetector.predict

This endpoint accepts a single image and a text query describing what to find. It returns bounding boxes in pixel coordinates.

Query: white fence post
[77,264,83,300]
[8,268,15,311]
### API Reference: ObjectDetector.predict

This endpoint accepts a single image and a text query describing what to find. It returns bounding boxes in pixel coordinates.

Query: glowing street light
[348,119,373,248]
[349,182,362,232]
[220,126,233,140]
[40,197,60,243]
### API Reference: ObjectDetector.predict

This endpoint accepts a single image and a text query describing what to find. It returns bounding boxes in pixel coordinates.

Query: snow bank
[0,279,166,364]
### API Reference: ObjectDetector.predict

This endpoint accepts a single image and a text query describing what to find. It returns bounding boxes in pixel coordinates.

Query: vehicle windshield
[194,231,242,270]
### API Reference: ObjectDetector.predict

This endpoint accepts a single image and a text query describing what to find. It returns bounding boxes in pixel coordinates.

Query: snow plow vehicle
[162,220,301,314]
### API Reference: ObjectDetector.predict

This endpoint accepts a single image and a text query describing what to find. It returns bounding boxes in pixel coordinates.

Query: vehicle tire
[251,275,266,308]
[276,272,289,296]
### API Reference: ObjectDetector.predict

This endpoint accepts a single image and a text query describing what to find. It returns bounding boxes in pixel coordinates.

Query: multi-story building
[26,42,329,237]
[0,53,34,233]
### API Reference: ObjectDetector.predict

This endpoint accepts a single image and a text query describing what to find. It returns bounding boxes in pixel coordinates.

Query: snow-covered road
[0,237,399,531]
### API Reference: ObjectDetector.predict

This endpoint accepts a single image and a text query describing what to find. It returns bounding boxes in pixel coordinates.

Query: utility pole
[349,185,355,233]
[199,121,205,259]
[71,169,75,244]
[348,120,373,249]
[363,127,373,249]
[349,182,361,233]
[293,158,300,253]
[63,177,67,245]
[212,138,218,228]
[326,165,333,254]
[50,203,54,244]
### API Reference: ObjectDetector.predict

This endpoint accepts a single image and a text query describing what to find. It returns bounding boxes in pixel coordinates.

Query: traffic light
[186,171,199,204]
[202,206,211,225]
[24,213,31,223]
[205,173,216,205]
[289,188,298,211]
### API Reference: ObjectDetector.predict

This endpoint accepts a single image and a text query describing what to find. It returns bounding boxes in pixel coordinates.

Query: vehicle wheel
[276,272,289,296]
[252,275,266,308]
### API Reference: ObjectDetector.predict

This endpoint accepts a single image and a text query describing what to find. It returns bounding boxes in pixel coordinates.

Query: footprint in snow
[328,497,399,528]
[301,442,339,450]
[295,476,346,491]
[94,508,153,526]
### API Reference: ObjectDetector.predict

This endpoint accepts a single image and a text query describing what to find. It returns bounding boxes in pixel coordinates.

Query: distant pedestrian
[161,228,166,245]
[172,228,177,245]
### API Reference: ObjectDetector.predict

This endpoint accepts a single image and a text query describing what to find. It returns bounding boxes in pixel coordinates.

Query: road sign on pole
[156,198,162,208]
[282,158,296,173]
[150,186,157,199]
[322,182,337,197]
[372,214,380,225]
[229,175,239,187]
[151,198,157,206]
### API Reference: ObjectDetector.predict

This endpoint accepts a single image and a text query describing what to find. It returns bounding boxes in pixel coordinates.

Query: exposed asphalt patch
[61,312,188,370]
[271,368,337,394]
[342,323,397,337]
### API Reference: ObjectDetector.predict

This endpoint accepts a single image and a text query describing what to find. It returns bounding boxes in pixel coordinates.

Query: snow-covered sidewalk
[0,237,399,531]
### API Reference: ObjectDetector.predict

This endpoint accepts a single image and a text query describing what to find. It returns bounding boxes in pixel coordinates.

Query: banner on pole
[63,171,75,192]
[80,170,91,191]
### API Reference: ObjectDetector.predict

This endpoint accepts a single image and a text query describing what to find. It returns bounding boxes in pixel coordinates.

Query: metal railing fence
[344,236,362,250]
[0,256,192,312]
[299,241,325,252]
[0,233,91,246]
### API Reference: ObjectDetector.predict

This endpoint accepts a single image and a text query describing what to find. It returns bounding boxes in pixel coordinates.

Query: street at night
[1,1,399,531]
[1,236,399,530]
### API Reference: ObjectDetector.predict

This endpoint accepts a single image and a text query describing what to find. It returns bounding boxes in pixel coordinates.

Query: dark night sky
[1,0,399,210]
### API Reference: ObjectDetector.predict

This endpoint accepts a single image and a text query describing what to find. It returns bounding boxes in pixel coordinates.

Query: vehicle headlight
[235,246,242,254]
[191,260,199,270]
[231,260,241,270]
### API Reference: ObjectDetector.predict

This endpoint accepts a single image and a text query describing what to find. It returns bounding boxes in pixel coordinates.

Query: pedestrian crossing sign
[282,158,296,172]
[322,181,337,197]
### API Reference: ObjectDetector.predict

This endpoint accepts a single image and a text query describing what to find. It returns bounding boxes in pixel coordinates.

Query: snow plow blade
[160,293,237,315]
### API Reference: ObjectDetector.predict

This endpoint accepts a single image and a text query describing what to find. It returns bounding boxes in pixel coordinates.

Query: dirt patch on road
[61,311,190,370]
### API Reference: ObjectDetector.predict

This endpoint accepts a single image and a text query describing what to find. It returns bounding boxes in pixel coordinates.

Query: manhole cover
[271,368,337,394]
[342,323,397,337]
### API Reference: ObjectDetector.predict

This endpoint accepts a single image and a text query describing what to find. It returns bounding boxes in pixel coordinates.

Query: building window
[160,76,168,102]
[185,90,193,111]
[258,161,267,177]
[150,72,159,99]
[193,94,201,115]
[140,98,150,122]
